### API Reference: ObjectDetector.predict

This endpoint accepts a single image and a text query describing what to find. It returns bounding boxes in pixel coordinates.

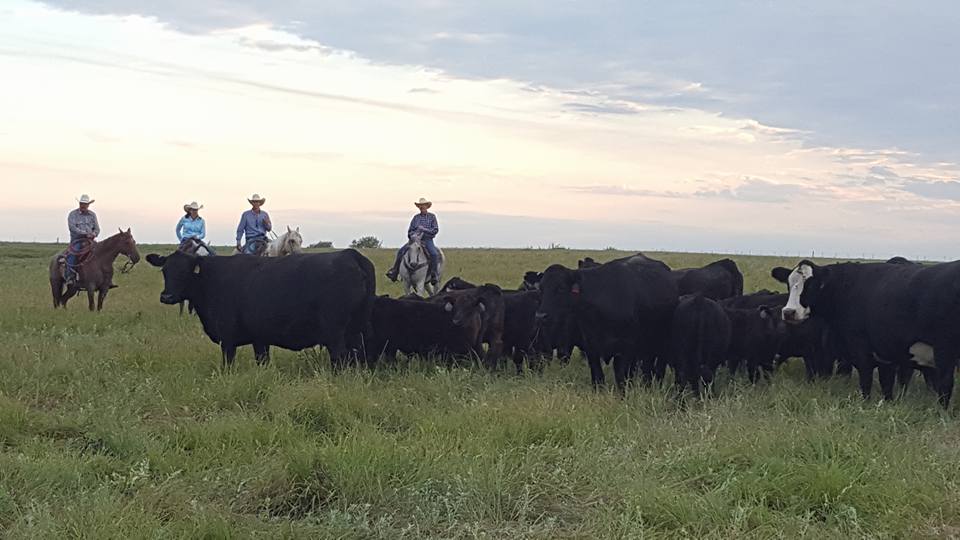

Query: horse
[399,232,445,297]
[266,226,304,257]
[49,228,141,311]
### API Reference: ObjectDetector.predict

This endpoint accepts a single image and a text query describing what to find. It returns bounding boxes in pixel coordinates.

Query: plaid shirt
[67,209,99,240]
[407,212,438,239]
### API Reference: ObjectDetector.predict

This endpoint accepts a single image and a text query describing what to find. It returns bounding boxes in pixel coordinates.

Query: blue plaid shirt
[407,212,438,240]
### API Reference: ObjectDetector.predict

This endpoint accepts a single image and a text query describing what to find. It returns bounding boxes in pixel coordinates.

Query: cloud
[696,178,820,204]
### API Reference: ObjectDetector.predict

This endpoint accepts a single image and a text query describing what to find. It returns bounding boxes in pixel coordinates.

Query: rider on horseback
[65,194,100,285]
[385,198,440,285]
[177,201,215,255]
[235,194,272,255]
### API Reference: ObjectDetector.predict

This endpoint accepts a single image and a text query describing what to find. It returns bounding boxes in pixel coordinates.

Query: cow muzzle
[160,293,179,305]
[781,307,805,324]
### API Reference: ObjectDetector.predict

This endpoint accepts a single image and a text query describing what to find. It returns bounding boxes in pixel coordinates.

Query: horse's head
[117,228,140,265]
[284,226,304,254]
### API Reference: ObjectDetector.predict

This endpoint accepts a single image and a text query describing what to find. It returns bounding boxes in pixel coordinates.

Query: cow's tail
[717,258,744,297]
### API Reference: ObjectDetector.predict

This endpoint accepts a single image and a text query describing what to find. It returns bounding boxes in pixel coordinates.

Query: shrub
[350,236,382,249]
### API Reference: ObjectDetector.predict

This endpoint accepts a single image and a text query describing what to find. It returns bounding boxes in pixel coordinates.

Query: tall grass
[1,243,958,538]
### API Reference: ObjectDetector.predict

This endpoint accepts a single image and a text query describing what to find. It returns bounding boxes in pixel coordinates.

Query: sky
[2,1,959,258]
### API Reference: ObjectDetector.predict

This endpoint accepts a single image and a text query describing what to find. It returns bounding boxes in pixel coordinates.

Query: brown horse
[49,228,141,311]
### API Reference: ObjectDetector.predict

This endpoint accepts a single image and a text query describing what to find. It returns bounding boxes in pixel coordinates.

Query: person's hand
[236,243,242,252]
[87,233,96,239]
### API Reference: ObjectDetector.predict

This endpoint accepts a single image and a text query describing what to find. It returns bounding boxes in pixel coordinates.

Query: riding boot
[427,257,439,285]
[385,251,403,282]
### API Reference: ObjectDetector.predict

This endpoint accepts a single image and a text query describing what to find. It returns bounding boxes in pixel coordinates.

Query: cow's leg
[328,336,349,371]
[727,355,742,377]
[853,350,875,400]
[933,345,958,409]
[585,351,605,389]
[96,288,108,311]
[612,355,629,394]
[896,364,914,396]
[221,343,238,367]
[253,343,271,366]
[511,347,524,375]
[877,362,896,401]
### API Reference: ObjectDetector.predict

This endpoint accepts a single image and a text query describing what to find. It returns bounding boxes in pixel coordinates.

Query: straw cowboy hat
[414,197,432,208]
[248,194,266,204]
[77,194,95,204]
[183,201,203,212]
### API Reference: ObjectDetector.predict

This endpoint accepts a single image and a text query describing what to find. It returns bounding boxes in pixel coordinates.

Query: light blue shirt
[236,209,271,243]
[176,215,206,241]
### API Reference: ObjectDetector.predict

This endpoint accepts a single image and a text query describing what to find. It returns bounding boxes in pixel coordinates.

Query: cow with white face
[772,258,960,408]
[772,260,819,323]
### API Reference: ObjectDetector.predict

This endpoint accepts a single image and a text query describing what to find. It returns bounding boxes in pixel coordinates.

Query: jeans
[242,237,267,255]
[180,238,216,255]
[65,238,90,280]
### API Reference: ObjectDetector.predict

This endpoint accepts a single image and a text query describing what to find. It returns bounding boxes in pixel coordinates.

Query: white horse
[266,226,304,257]
[399,233,444,296]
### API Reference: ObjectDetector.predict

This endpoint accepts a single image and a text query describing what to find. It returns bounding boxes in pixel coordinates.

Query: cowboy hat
[414,197,432,208]
[183,201,203,211]
[77,194,95,204]
[248,194,266,204]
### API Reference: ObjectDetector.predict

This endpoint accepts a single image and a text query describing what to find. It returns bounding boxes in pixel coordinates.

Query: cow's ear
[146,254,166,267]
[771,267,791,284]
[478,300,486,312]
[444,301,453,312]
[758,306,769,319]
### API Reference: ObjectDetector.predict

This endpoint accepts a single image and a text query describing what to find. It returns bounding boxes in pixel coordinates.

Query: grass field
[2,242,960,539]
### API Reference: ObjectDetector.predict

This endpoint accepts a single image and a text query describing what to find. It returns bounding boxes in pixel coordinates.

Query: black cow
[772,259,960,406]
[146,250,375,367]
[672,259,744,300]
[722,305,782,383]
[431,285,505,368]
[369,296,481,363]
[536,253,678,390]
[721,290,835,381]
[441,277,545,373]
[668,295,731,394]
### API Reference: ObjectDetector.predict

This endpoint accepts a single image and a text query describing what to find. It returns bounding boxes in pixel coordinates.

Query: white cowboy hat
[248,194,266,204]
[183,201,203,211]
[77,194,95,204]
[414,197,432,208]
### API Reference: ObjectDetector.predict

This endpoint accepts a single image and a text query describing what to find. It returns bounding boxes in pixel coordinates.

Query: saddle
[57,240,95,273]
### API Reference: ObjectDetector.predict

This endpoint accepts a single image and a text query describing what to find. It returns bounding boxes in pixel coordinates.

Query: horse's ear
[119,227,123,234]
[287,225,292,233]
[296,227,300,233]
[126,227,131,234]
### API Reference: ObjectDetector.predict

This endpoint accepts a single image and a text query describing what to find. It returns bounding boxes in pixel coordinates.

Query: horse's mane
[92,230,131,254]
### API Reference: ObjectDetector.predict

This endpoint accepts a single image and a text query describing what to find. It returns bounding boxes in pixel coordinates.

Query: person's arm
[91,212,100,238]
[262,211,272,232]
[407,216,418,237]
[236,213,245,246]
[68,211,82,237]
[425,214,439,236]
[198,218,206,241]
[176,217,185,241]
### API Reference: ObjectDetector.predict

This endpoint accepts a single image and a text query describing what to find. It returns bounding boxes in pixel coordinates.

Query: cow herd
[146,249,960,408]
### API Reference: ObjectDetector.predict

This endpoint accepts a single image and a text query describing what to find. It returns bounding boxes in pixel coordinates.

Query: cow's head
[535,264,580,324]
[437,289,488,327]
[577,257,599,269]
[772,260,826,324]
[146,251,200,305]
[520,271,542,291]
[439,276,476,293]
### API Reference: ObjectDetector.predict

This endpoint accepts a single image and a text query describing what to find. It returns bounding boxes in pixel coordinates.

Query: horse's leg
[60,285,78,307]
[86,287,96,312]
[50,280,61,308]
[96,288,108,311]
